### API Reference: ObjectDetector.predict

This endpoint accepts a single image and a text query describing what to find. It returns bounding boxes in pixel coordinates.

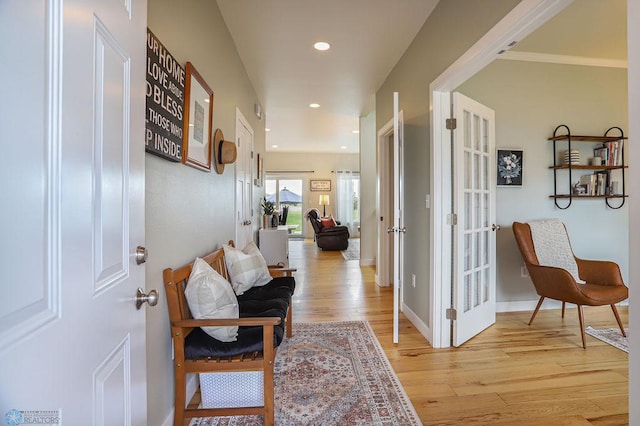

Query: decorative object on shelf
[310,179,331,192]
[548,124,627,209]
[497,149,523,186]
[182,62,214,171]
[261,197,275,228]
[318,194,330,216]
[563,149,580,165]
[212,128,237,174]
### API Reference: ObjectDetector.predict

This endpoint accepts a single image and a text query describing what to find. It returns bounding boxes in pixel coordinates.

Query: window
[265,177,303,236]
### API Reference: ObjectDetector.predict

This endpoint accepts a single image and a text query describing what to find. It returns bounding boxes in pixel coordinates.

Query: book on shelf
[593,141,623,166]
[579,170,611,195]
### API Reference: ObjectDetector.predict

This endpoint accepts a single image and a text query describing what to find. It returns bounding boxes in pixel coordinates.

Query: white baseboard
[161,374,199,426]
[496,298,629,313]
[496,298,562,313]
[401,302,432,344]
[359,258,375,266]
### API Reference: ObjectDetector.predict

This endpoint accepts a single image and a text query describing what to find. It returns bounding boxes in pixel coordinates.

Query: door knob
[135,246,147,265]
[491,224,501,231]
[135,288,158,310]
[387,227,397,233]
[399,227,407,233]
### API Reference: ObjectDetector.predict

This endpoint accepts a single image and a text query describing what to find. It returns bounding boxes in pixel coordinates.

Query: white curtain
[337,172,360,236]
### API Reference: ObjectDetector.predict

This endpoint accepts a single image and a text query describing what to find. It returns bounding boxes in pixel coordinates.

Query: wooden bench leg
[174,363,186,426]
[263,326,275,426]
[286,305,293,338]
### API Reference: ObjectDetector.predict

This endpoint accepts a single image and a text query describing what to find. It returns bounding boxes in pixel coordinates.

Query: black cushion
[236,277,295,302]
[184,276,295,359]
[184,324,284,359]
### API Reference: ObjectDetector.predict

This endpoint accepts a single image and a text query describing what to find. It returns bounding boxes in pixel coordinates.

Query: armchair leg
[529,297,545,325]
[577,305,586,349]
[611,304,627,337]
[561,302,566,318]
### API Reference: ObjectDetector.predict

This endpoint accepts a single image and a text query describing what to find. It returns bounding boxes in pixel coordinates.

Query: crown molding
[498,50,628,68]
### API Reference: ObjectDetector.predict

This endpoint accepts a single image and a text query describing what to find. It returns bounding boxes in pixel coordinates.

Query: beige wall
[375,0,520,325]
[360,110,377,264]
[457,60,628,306]
[146,1,265,424]
[264,152,359,239]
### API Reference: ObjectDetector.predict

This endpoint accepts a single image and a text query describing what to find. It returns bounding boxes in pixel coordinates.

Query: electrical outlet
[411,273,416,287]
[521,265,529,278]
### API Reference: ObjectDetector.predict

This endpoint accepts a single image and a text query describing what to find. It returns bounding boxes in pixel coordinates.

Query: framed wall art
[182,62,214,171]
[310,179,331,191]
[497,149,523,187]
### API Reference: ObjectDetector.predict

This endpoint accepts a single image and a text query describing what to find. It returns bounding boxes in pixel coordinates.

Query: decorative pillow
[185,257,239,342]
[223,242,272,295]
[321,217,336,228]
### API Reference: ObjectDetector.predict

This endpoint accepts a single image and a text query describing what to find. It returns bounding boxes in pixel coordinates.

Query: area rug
[585,326,629,353]
[190,321,422,426]
[341,238,360,261]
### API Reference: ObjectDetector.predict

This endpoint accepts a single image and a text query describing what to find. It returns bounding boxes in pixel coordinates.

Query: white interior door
[235,109,254,248]
[452,92,496,347]
[0,0,148,423]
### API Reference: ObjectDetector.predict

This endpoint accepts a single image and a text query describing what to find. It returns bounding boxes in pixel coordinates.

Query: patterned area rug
[341,238,360,261]
[585,326,629,353]
[190,321,422,426]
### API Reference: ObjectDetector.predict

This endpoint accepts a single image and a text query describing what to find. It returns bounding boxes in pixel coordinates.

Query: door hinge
[251,150,254,159]
[446,308,457,320]
[446,213,457,226]
[446,118,457,130]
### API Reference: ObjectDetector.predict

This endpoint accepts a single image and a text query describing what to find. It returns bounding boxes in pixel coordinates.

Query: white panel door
[235,109,254,248]
[452,92,496,347]
[0,0,148,424]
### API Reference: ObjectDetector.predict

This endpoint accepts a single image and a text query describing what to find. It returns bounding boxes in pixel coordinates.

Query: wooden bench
[163,241,295,426]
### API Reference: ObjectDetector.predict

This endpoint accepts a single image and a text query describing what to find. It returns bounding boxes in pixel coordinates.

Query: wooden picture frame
[310,179,331,191]
[182,62,213,171]
[497,149,523,187]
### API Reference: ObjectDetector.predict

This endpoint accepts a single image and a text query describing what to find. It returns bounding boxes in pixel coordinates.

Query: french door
[452,92,497,347]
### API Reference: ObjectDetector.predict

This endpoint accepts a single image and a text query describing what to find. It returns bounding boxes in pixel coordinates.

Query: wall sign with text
[145,29,185,161]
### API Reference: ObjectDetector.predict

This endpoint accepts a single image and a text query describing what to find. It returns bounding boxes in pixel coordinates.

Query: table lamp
[318,194,330,217]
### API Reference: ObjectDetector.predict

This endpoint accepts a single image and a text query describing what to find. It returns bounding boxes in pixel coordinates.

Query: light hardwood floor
[290,239,629,425]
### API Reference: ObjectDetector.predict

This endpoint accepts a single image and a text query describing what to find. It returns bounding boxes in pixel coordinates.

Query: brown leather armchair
[306,209,349,251]
[512,221,627,348]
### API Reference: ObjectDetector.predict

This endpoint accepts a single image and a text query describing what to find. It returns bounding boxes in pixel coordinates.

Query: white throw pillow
[223,242,272,295]
[185,257,239,342]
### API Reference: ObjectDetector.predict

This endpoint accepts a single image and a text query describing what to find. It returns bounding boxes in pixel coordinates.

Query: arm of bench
[173,317,282,328]
[268,264,297,277]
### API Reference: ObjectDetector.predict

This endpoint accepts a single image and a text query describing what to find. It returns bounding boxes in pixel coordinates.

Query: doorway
[429,0,577,348]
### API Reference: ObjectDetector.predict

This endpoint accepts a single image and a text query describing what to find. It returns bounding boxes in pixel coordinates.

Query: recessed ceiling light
[271,145,279,148]
[265,128,271,132]
[309,103,320,108]
[352,130,360,134]
[314,41,331,51]
[340,146,347,150]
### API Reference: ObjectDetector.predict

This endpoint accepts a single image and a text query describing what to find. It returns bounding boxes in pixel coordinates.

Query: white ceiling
[216,0,439,154]
[216,0,626,154]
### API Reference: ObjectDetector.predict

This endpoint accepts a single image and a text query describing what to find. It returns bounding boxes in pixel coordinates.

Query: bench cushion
[185,323,285,359]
